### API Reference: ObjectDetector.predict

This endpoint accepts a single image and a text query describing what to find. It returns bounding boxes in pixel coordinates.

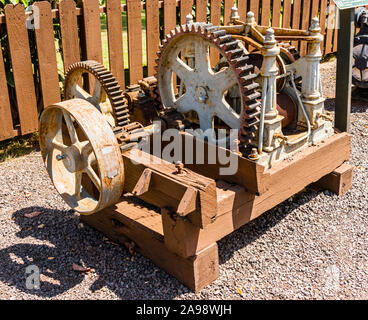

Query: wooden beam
[81,202,219,292]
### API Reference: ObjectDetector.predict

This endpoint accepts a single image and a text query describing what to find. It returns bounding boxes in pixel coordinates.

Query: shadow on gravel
[217,189,322,265]
[0,189,329,299]
[324,97,368,114]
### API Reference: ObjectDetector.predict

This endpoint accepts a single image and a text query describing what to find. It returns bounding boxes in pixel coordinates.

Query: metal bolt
[230,7,240,22]
[56,154,66,161]
[175,161,185,175]
[248,148,260,160]
[186,14,193,25]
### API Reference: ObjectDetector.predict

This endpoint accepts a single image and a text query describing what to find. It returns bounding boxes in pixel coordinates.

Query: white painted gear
[155,23,261,145]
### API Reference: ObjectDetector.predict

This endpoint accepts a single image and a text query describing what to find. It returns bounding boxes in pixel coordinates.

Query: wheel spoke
[52,140,68,153]
[85,165,101,191]
[173,90,197,113]
[194,39,210,73]
[213,67,238,93]
[63,111,79,144]
[215,99,241,129]
[74,172,82,198]
[71,84,92,100]
[171,57,195,85]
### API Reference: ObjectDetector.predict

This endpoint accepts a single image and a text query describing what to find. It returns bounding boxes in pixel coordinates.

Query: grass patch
[0,133,40,162]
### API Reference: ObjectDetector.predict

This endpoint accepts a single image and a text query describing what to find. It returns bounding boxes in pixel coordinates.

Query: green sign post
[334,1,368,132]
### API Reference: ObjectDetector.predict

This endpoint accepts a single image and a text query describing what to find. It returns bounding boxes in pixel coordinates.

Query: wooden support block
[81,199,219,293]
[122,149,218,228]
[310,163,353,197]
[161,207,200,258]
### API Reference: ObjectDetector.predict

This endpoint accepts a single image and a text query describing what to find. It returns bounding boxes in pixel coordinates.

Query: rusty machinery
[39,8,335,215]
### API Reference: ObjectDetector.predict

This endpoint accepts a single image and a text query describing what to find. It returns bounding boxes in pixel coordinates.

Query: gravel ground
[0,59,367,300]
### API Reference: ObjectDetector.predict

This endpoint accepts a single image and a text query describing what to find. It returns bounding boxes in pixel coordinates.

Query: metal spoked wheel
[39,99,125,215]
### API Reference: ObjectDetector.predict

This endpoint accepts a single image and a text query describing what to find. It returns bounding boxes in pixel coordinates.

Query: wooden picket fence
[0,0,341,142]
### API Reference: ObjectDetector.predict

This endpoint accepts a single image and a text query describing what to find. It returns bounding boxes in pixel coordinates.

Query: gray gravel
[0,60,367,300]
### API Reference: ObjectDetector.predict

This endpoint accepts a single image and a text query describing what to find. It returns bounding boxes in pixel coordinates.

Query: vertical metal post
[335,8,354,133]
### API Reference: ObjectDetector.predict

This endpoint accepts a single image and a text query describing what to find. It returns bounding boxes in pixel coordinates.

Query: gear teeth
[64,60,130,128]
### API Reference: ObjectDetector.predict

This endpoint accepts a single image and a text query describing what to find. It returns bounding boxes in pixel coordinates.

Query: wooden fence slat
[300,0,311,55]
[271,0,282,27]
[291,0,302,48]
[127,0,143,84]
[4,4,38,135]
[311,0,319,19]
[237,0,247,21]
[82,0,103,91]
[282,0,292,28]
[0,41,14,140]
[34,1,61,108]
[164,0,176,35]
[261,0,271,26]
[319,0,328,53]
[249,0,259,23]
[59,0,80,72]
[146,0,160,76]
[325,2,334,54]
[106,0,125,89]
[224,0,234,25]
[180,0,193,24]
[210,0,221,65]
[195,0,207,22]
[333,5,339,52]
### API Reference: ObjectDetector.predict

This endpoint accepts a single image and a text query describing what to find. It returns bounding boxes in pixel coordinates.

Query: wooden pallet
[82,132,353,292]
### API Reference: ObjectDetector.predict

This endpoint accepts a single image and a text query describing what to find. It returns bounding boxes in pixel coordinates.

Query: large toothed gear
[154,23,261,144]
[64,60,130,128]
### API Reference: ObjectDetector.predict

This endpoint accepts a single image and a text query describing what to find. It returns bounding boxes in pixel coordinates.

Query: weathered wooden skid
[82,132,353,292]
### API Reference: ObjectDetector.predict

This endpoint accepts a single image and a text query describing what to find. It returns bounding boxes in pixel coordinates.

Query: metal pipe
[258,77,269,154]
[285,75,311,146]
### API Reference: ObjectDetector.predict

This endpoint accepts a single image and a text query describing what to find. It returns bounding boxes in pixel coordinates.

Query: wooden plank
[291,0,302,48]
[146,0,160,76]
[4,4,38,135]
[34,2,60,108]
[310,0,319,21]
[106,0,125,89]
[282,0,292,28]
[310,163,353,196]
[271,0,282,28]
[319,0,328,53]
[335,8,353,133]
[82,0,103,91]
[333,7,339,52]
[0,41,14,141]
[324,2,335,54]
[249,0,259,23]
[164,0,176,35]
[224,0,234,25]
[175,132,266,194]
[180,0,193,24]
[237,0,247,21]
[261,0,271,27]
[59,0,80,72]
[81,202,219,292]
[210,0,221,66]
[300,0,311,55]
[195,0,207,22]
[127,0,143,84]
